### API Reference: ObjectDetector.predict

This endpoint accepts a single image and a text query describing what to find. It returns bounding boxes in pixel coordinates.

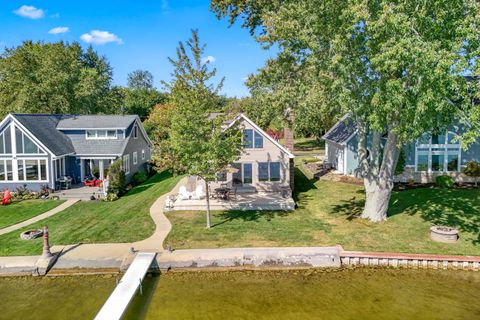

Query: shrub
[133,170,148,184]
[436,175,454,188]
[463,160,480,187]
[107,159,126,199]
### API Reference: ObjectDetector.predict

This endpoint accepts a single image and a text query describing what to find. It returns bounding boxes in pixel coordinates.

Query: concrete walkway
[0,199,80,236]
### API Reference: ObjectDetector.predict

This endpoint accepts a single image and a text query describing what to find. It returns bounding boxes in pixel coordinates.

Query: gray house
[0,113,152,191]
[323,115,480,183]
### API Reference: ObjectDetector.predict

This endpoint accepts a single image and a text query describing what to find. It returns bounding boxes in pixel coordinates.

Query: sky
[0,1,277,97]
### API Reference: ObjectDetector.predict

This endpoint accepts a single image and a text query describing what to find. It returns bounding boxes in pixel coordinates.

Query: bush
[436,175,454,188]
[107,159,126,200]
[463,160,480,187]
[133,170,148,184]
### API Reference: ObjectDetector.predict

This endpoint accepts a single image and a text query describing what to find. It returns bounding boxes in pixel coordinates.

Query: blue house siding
[121,122,151,181]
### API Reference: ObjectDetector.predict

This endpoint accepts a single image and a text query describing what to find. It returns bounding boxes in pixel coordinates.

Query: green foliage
[0,41,113,117]
[463,160,480,186]
[127,70,154,89]
[395,148,406,175]
[107,159,126,199]
[158,30,242,180]
[124,88,167,120]
[133,170,148,184]
[435,175,454,189]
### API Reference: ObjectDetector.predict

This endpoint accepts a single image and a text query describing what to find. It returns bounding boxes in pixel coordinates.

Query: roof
[12,114,75,156]
[226,113,295,159]
[56,115,138,130]
[322,114,357,144]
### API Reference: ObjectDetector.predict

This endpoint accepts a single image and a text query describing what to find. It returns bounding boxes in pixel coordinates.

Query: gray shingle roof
[13,114,75,156]
[323,114,357,144]
[56,115,137,129]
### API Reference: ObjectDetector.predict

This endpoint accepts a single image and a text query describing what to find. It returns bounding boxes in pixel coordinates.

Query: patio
[53,184,105,201]
[170,190,295,211]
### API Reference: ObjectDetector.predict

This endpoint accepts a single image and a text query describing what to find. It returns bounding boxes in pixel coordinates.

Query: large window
[415,131,461,172]
[243,129,263,149]
[86,130,117,140]
[258,162,281,182]
[0,160,13,181]
[123,154,130,174]
[16,159,47,181]
[0,126,12,154]
[15,128,42,154]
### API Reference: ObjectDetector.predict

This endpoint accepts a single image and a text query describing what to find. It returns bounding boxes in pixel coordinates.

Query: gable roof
[322,114,357,145]
[56,115,138,130]
[227,113,295,159]
[12,114,75,156]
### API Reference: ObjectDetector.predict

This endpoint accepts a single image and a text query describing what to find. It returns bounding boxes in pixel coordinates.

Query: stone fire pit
[20,229,43,240]
[430,226,459,243]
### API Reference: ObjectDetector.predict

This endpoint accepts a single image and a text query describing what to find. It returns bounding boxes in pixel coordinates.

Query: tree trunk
[204,178,211,228]
[360,128,400,222]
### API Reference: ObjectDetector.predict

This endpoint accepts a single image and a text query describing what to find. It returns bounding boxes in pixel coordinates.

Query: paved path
[0,199,79,236]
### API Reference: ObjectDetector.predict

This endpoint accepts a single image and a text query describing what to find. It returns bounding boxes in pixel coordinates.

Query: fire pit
[20,229,43,240]
[430,226,459,243]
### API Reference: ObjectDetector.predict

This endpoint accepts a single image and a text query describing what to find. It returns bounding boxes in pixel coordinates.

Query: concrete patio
[171,191,295,211]
[54,185,105,201]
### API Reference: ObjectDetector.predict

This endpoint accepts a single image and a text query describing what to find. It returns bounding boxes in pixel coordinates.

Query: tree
[0,41,114,117]
[212,0,480,221]
[158,30,242,228]
[463,161,480,187]
[127,70,154,89]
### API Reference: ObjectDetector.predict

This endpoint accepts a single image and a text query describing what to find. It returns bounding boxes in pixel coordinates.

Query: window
[258,162,281,182]
[0,160,13,181]
[243,129,263,149]
[243,129,253,148]
[415,131,461,172]
[123,154,130,174]
[133,151,138,165]
[142,149,146,160]
[243,163,253,184]
[216,171,227,182]
[16,159,47,181]
[0,126,12,154]
[133,125,138,139]
[86,130,117,139]
[14,128,41,154]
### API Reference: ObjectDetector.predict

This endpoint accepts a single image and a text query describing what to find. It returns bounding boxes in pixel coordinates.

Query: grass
[165,166,480,255]
[0,200,64,229]
[293,137,324,156]
[0,171,182,256]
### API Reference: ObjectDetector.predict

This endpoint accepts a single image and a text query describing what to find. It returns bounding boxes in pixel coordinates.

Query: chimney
[283,110,294,153]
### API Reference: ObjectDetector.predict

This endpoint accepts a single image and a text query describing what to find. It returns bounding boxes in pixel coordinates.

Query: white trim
[16,158,49,183]
[76,155,118,159]
[141,149,146,160]
[57,127,126,130]
[133,151,138,165]
[343,145,348,174]
[85,129,118,140]
[8,115,56,157]
[226,114,295,159]
[123,154,130,175]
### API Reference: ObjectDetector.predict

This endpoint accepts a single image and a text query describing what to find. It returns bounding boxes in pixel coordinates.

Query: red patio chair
[2,189,12,206]
[84,179,95,187]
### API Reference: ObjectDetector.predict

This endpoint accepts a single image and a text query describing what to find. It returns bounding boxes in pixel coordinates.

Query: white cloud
[14,5,45,19]
[201,55,216,64]
[80,30,123,45]
[48,27,69,35]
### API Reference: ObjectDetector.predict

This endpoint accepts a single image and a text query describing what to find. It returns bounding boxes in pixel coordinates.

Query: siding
[62,129,127,156]
[121,122,151,181]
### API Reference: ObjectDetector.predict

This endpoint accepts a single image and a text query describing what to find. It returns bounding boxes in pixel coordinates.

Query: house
[210,113,295,192]
[0,113,152,191]
[323,115,480,183]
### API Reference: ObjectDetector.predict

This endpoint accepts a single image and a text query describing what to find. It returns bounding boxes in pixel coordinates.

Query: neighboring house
[0,113,152,191]
[208,113,295,192]
[323,115,480,183]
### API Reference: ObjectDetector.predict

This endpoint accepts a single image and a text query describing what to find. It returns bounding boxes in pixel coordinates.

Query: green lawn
[0,171,182,256]
[165,168,480,256]
[0,200,64,229]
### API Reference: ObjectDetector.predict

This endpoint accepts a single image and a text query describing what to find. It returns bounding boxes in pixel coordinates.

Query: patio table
[214,187,231,200]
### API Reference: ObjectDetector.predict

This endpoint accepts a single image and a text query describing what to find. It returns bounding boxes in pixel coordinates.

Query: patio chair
[191,185,204,200]
[178,186,191,200]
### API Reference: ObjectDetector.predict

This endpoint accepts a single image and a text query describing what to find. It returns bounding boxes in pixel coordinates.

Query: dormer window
[86,130,117,140]
[243,129,263,149]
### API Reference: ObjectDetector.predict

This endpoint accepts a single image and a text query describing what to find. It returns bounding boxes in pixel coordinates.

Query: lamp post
[42,225,52,258]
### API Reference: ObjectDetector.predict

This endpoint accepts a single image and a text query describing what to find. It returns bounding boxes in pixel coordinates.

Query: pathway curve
[0,199,79,236]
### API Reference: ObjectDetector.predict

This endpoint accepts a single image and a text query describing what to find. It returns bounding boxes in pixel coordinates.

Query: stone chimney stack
[283,109,294,153]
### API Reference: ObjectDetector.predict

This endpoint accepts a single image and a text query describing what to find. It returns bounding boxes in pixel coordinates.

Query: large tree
[0,41,113,117]
[212,0,480,221]
[159,30,242,228]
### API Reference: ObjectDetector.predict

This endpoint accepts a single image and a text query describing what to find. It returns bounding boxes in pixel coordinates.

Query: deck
[53,185,105,201]
[172,192,295,211]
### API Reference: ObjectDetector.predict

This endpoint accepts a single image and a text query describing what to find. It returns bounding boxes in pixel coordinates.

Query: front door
[232,163,253,185]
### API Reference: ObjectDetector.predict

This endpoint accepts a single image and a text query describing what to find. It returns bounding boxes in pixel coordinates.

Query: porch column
[80,159,85,182]
[99,160,104,180]
[89,159,93,176]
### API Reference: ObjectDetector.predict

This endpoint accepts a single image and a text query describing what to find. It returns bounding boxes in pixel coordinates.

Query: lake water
[1,268,479,320]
